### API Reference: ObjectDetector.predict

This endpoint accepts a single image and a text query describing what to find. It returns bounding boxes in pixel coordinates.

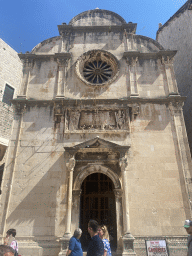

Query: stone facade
[0,38,23,192]
[156,0,192,157]
[0,9,191,256]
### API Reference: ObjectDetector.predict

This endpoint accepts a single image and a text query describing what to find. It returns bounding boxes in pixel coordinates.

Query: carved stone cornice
[18,52,71,62]
[123,50,177,61]
[58,23,137,35]
[11,95,186,107]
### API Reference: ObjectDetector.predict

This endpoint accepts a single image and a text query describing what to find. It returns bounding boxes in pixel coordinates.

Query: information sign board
[146,240,169,256]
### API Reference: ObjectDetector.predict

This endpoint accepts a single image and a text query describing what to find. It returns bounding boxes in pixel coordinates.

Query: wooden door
[80,173,117,251]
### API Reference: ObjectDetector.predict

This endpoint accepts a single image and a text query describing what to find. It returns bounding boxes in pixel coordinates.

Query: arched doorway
[80,172,117,251]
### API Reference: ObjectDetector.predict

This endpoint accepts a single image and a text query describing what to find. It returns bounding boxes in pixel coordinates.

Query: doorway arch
[80,172,117,251]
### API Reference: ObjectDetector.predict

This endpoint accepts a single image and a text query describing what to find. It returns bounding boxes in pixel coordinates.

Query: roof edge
[156,0,192,39]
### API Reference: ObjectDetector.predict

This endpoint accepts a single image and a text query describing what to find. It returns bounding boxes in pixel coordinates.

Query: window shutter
[2,84,14,106]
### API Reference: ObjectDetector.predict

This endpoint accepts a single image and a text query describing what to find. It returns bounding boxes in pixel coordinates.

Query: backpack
[14,242,18,256]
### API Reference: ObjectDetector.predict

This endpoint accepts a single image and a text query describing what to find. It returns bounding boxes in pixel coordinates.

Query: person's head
[98,225,110,240]
[6,229,16,238]
[184,220,192,235]
[0,245,15,256]
[88,220,99,237]
[73,228,82,239]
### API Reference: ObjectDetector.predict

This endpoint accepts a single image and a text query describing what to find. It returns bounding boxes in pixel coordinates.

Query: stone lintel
[57,23,137,35]
[123,50,177,60]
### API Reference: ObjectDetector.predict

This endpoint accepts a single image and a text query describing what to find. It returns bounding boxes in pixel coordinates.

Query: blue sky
[0,0,187,53]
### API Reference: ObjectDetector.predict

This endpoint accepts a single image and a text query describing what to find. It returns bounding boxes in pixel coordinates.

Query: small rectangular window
[2,84,14,106]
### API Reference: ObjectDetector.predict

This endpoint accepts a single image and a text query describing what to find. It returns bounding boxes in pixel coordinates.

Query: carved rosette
[75,50,119,87]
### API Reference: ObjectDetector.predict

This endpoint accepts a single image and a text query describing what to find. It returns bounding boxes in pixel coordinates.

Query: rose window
[75,50,119,86]
[83,60,112,84]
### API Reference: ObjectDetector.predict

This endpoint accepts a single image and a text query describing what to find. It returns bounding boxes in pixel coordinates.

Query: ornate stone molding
[161,55,174,65]
[119,156,128,171]
[66,156,76,172]
[123,50,177,60]
[57,58,69,67]
[113,188,123,198]
[168,101,184,115]
[125,56,138,66]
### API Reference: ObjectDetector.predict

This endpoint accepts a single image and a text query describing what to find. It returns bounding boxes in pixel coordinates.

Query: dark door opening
[80,172,117,251]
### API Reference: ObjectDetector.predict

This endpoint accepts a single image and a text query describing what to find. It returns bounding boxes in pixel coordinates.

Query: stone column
[169,101,192,217]
[113,189,123,254]
[56,58,69,99]
[119,156,136,256]
[65,156,76,235]
[18,58,33,99]
[71,189,82,231]
[126,57,139,97]
[59,156,75,256]
[162,56,179,96]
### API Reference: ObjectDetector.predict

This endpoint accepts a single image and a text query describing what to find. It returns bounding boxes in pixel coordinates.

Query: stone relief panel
[64,109,128,131]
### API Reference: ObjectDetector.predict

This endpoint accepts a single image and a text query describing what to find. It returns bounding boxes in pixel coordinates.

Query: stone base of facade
[0,236,187,256]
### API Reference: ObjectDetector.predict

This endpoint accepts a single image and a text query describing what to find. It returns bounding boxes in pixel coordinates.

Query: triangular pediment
[64,137,129,153]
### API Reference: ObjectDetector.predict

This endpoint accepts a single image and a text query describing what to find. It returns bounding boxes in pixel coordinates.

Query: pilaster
[162,56,179,96]
[17,58,33,99]
[56,57,70,99]
[119,156,136,256]
[125,57,139,97]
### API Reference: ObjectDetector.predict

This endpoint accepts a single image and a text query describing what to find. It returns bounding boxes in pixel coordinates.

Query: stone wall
[157,9,192,155]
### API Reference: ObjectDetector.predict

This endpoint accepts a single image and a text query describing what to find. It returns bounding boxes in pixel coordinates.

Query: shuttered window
[2,84,14,106]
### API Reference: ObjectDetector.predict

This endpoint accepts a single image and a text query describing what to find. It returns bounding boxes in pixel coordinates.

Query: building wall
[157,9,192,155]
[0,10,191,256]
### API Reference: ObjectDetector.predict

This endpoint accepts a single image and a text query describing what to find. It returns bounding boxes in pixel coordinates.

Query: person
[4,229,18,256]
[184,220,192,256]
[66,228,83,256]
[98,225,112,256]
[0,245,15,256]
[87,220,104,256]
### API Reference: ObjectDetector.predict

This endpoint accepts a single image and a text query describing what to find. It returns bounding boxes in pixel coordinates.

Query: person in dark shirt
[87,220,104,256]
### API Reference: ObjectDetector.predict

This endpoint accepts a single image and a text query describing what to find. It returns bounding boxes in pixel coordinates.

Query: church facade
[0,9,192,256]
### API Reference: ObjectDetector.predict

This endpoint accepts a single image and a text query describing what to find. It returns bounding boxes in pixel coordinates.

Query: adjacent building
[157,0,192,156]
[0,38,22,193]
[0,9,192,256]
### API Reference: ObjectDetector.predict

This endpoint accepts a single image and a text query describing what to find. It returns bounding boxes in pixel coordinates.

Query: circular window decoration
[75,50,119,86]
